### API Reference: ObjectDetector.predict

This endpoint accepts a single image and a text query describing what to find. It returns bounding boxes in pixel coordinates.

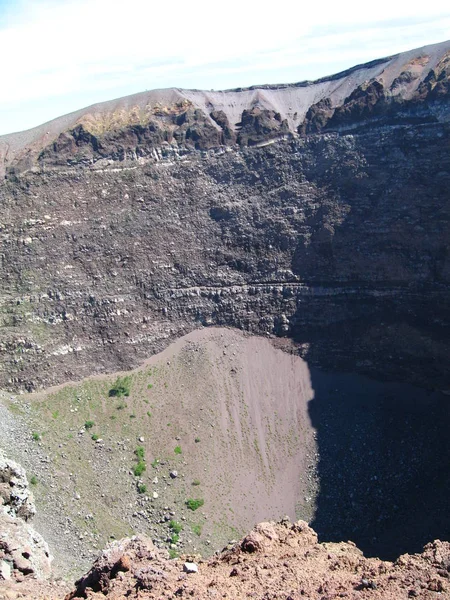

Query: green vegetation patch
[186,498,204,511]
[134,461,146,477]
[169,520,183,534]
[109,376,131,398]
[174,445,182,455]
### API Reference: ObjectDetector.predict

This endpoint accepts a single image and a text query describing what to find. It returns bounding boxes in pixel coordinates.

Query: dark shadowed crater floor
[308,367,450,559]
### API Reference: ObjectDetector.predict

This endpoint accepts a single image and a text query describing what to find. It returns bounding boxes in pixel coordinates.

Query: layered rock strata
[0,40,448,393]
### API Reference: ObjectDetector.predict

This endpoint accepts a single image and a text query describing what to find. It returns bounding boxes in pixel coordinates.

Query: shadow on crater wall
[306,367,450,559]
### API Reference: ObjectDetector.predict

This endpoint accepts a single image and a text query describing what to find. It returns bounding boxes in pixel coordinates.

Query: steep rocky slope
[0,35,450,587]
[1,40,449,177]
[0,40,449,393]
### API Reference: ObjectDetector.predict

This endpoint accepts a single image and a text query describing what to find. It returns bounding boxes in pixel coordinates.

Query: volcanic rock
[64,519,450,600]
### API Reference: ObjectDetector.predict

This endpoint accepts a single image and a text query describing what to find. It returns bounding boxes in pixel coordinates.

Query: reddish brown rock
[60,520,450,600]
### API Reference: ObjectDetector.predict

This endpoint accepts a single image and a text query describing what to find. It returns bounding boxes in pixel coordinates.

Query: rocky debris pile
[0,448,52,583]
[65,519,450,600]
[0,448,35,521]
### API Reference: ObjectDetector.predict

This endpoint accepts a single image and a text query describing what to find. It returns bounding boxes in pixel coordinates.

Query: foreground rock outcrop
[63,520,450,599]
[0,449,52,583]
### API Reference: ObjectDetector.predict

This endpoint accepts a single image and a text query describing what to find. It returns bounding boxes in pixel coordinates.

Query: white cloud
[1,0,449,134]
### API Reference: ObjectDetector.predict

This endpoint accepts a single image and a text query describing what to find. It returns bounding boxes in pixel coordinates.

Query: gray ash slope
[1,39,449,176]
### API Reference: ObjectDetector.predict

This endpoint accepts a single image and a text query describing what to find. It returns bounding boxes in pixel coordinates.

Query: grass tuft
[134,461,146,477]
[109,376,131,398]
[169,520,183,534]
[186,498,204,511]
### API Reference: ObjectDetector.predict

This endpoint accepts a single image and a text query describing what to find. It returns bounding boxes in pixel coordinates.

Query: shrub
[151,458,159,468]
[85,420,94,429]
[130,414,136,419]
[137,483,147,494]
[169,520,183,534]
[168,549,178,559]
[30,475,38,485]
[109,376,131,398]
[174,446,182,455]
[134,461,146,477]
[32,432,40,441]
[186,498,204,511]
[195,437,201,443]
[192,479,201,486]
[135,446,145,460]
[91,433,99,441]
[192,524,202,536]
[171,533,179,544]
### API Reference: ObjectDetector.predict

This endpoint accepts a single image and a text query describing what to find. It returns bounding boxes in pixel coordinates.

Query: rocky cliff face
[0,40,449,392]
[0,449,52,582]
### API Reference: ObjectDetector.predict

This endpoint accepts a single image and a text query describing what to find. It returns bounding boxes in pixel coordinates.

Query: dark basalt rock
[210,110,236,143]
[298,98,333,134]
[237,107,290,146]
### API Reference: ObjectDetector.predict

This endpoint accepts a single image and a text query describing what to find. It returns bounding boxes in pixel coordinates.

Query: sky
[1,0,450,135]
